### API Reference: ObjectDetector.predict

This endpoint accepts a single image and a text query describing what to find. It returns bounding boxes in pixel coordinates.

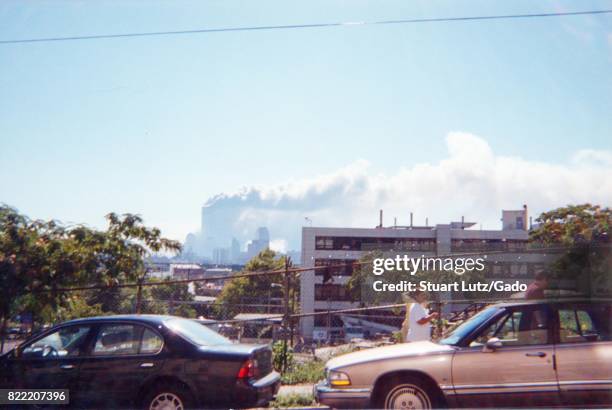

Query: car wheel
[377,376,443,410]
[143,383,194,410]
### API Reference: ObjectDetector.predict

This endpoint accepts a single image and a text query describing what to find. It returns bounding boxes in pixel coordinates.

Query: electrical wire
[1,9,611,45]
[29,244,600,293]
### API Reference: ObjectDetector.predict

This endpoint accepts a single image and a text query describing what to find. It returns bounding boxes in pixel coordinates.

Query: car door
[77,322,164,407]
[554,302,612,406]
[451,305,560,407]
[7,324,92,401]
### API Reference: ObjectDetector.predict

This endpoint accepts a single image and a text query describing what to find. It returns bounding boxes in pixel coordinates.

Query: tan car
[315,299,612,408]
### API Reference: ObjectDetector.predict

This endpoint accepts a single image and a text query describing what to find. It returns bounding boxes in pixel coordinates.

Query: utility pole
[290,273,298,347]
[135,265,152,314]
[281,256,292,372]
[135,276,144,314]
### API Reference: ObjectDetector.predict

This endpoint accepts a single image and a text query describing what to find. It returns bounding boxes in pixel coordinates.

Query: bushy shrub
[272,340,294,371]
[281,360,326,385]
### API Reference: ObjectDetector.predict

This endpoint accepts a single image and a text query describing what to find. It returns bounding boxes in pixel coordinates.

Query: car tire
[376,375,445,409]
[142,382,195,410]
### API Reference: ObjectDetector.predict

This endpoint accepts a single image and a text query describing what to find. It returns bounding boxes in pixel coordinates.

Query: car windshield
[165,318,232,346]
[439,307,500,346]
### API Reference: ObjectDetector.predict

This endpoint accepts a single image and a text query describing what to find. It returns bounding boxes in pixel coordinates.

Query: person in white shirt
[406,290,438,342]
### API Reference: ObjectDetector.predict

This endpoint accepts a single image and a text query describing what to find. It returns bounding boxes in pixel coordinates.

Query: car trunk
[199,343,273,378]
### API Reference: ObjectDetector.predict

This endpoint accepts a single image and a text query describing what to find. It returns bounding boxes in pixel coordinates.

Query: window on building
[315,237,334,250]
[332,237,361,250]
[315,284,351,301]
[451,238,527,252]
[314,259,355,276]
[314,236,436,252]
[398,238,436,251]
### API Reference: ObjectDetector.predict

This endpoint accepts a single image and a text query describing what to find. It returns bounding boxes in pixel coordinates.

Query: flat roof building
[299,207,552,340]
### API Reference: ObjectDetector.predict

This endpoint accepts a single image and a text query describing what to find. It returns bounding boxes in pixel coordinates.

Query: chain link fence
[3,244,611,359]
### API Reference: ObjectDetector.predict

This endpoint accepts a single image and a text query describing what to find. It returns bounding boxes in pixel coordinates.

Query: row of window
[22,324,163,358]
[451,239,528,252]
[314,284,352,302]
[314,236,529,252]
[313,262,546,302]
[314,258,355,276]
[315,236,436,251]
[313,258,546,280]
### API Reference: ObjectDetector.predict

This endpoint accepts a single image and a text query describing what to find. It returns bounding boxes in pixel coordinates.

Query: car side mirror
[483,337,503,352]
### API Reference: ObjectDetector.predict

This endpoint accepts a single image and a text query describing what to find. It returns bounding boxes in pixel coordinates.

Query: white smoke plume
[197,132,612,251]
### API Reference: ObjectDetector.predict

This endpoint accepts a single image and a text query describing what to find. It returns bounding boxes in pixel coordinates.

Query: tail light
[237,358,260,379]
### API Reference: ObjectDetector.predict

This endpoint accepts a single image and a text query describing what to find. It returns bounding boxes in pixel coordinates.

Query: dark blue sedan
[0,315,281,409]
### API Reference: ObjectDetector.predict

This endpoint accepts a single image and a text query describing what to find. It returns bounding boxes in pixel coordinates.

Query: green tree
[529,204,611,294]
[530,204,610,245]
[150,278,197,318]
[0,206,181,349]
[55,294,105,321]
[214,249,292,319]
[113,286,166,315]
[0,207,70,346]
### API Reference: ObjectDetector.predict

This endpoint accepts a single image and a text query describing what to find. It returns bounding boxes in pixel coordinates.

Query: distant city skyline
[181,132,612,255]
[1,1,611,246]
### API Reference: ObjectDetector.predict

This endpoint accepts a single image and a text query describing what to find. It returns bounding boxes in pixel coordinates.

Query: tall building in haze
[247,227,270,259]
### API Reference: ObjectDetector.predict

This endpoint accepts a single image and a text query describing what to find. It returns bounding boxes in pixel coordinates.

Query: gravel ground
[247,383,328,410]
[277,383,315,397]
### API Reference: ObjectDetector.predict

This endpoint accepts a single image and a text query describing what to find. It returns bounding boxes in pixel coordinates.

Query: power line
[28,244,601,293]
[1,9,611,45]
[30,261,350,293]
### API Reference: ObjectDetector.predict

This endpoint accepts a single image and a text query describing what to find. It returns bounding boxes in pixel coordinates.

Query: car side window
[93,324,140,356]
[140,328,163,354]
[470,307,549,347]
[470,312,511,346]
[558,305,611,343]
[21,325,91,359]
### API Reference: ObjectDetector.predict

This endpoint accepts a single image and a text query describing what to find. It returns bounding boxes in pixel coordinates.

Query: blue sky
[1,0,611,243]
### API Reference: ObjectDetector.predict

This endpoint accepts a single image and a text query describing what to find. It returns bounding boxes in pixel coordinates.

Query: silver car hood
[327,341,454,369]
